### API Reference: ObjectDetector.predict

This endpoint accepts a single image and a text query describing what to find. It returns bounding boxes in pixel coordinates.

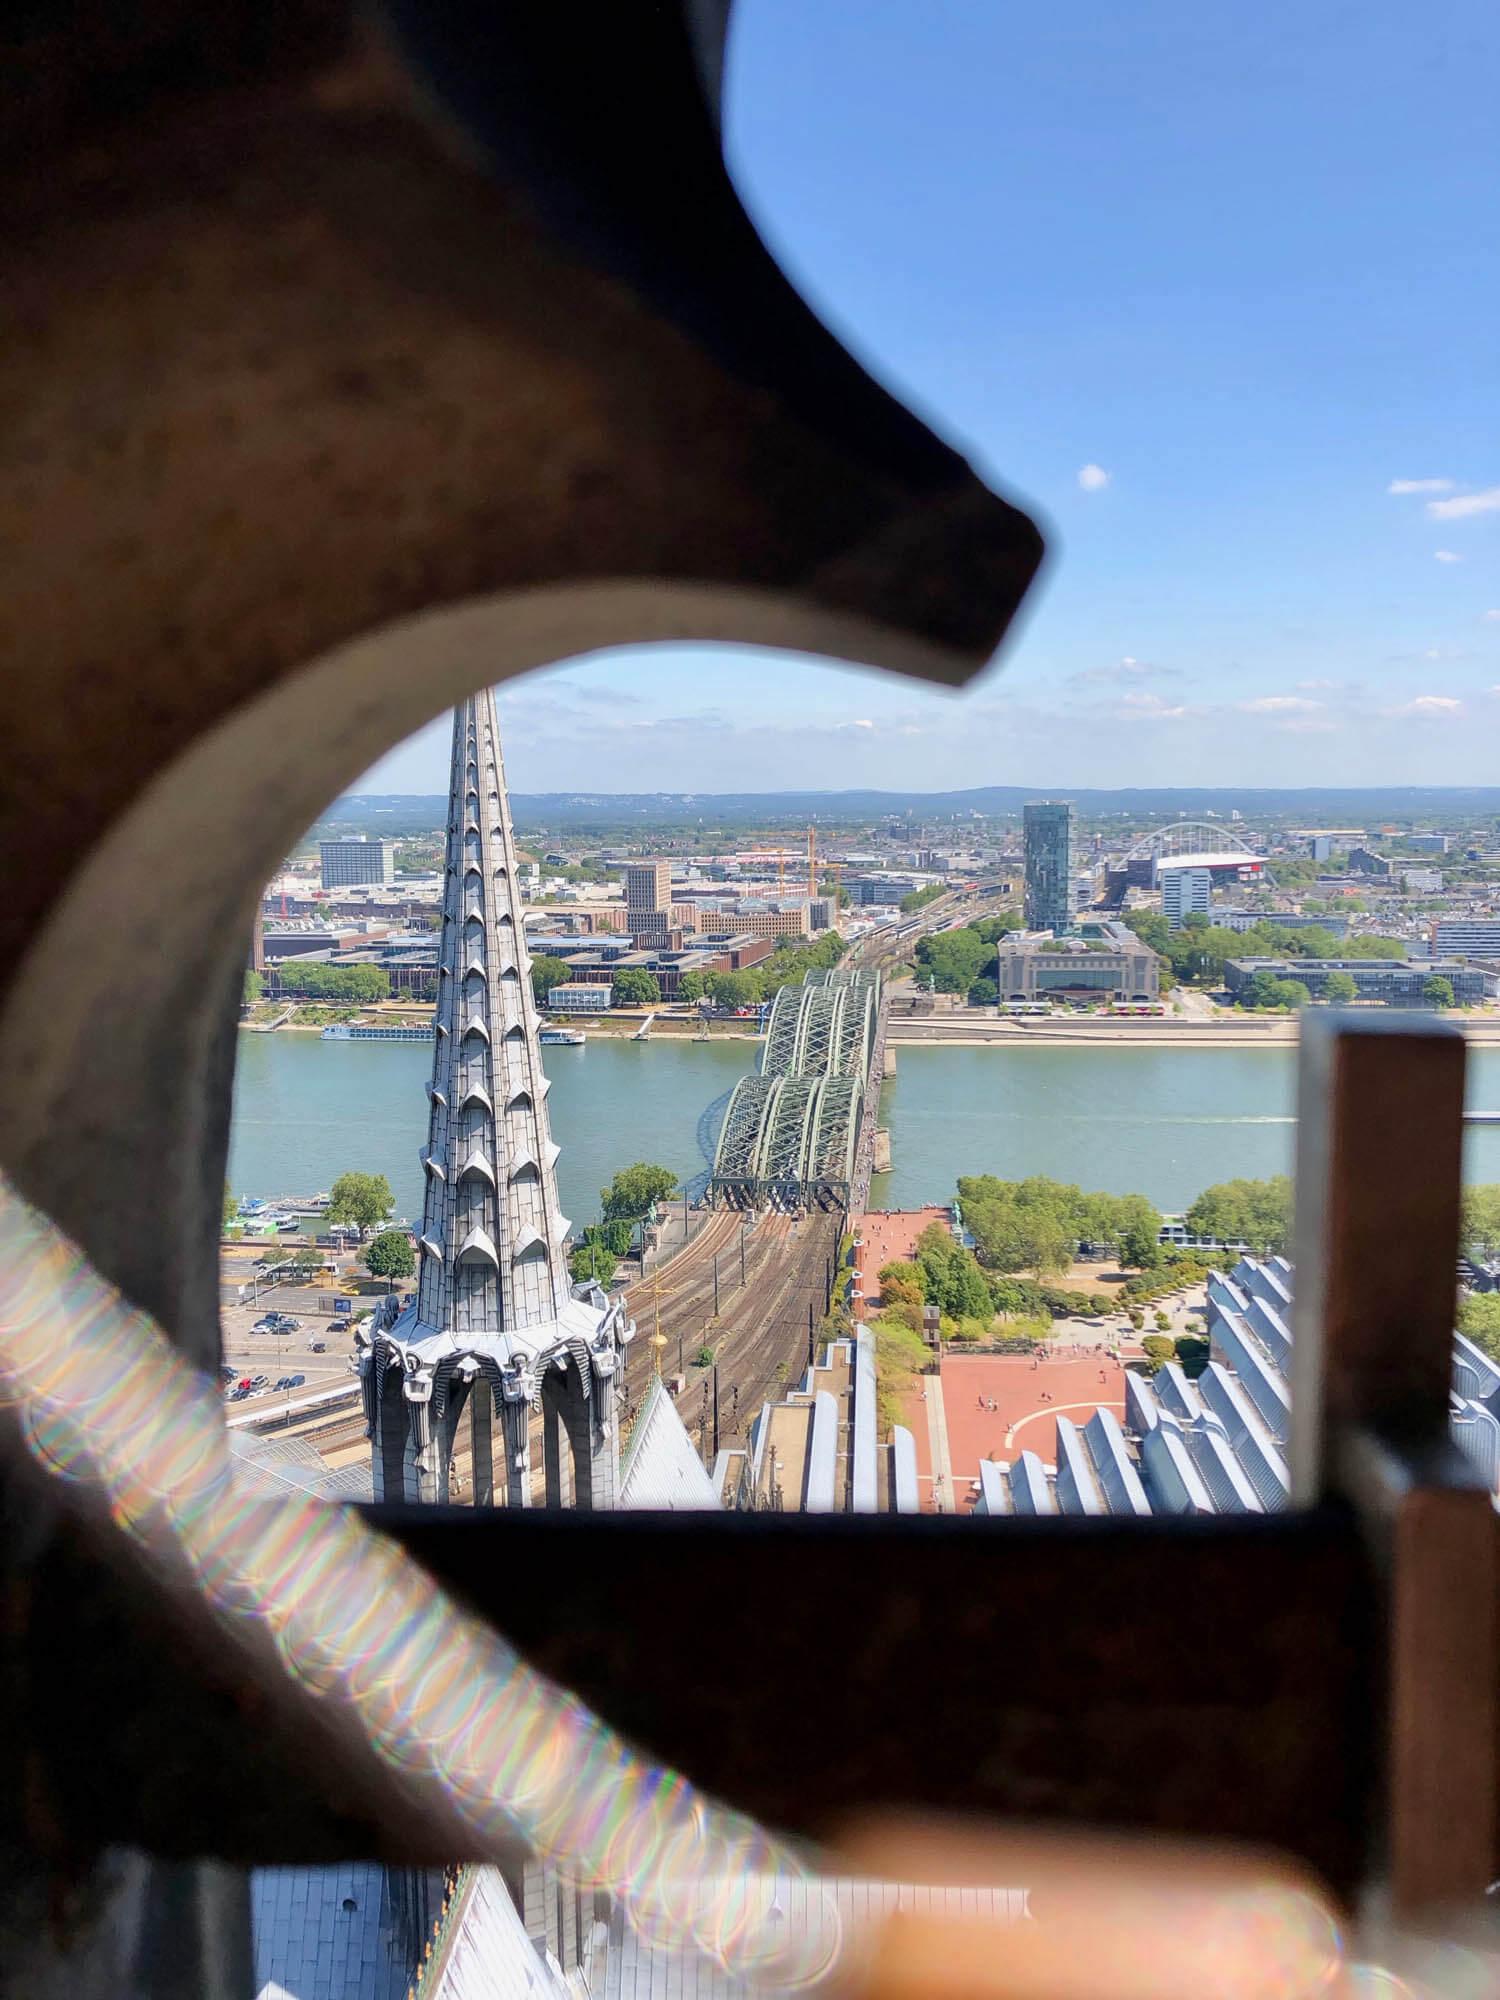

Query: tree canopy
[243,969,264,1004]
[1462,1187,1500,1263]
[913,1224,994,1321]
[1422,974,1455,1009]
[899,883,945,915]
[705,969,759,1008]
[967,976,998,1008]
[1322,970,1358,1004]
[1184,1176,1292,1254]
[678,970,709,1002]
[1458,1292,1500,1365]
[277,962,391,1002]
[569,1237,619,1288]
[612,967,661,1007]
[601,1163,678,1222]
[530,953,571,1004]
[1238,970,1310,1011]
[913,924,995,994]
[957,1175,1163,1276]
[364,1229,416,1283]
[327,1171,394,1239]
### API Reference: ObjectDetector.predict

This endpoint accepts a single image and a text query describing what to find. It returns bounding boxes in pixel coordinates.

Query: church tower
[357,690,629,1507]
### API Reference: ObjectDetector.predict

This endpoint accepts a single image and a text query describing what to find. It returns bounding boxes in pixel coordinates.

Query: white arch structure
[1120,822,1258,864]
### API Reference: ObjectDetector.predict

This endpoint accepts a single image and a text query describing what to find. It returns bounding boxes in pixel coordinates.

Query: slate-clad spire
[417,691,571,1333]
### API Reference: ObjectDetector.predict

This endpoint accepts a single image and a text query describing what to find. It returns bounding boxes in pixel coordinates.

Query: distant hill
[315,786,1500,838]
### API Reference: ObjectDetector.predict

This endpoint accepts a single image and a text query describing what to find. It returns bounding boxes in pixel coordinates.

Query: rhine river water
[229,1033,1500,1226]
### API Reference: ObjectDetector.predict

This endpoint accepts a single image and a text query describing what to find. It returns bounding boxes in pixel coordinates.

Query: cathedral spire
[417,691,571,1333]
[356,690,630,1509]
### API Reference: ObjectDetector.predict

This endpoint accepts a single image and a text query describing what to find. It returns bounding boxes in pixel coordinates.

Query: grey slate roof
[251,1865,409,2000]
[618,1376,721,1510]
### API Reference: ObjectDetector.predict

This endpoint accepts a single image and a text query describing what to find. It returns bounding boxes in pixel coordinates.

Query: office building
[1023,800,1076,934]
[994,926,1159,1005]
[1224,957,1499,1006]
[1160,865,1212,929]
[1346,846,1392,879]
[1406,832,1450,855]
[319,836,394,889]
[623,860,672,941]
[1434,919,1500,960]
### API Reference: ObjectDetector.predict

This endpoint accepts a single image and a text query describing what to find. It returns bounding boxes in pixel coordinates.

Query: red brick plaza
[852,1206,949,1316]
[903,1351,1131,1514]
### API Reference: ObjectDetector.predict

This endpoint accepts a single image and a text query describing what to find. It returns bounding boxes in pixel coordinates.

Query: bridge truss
[710,967,882,1210]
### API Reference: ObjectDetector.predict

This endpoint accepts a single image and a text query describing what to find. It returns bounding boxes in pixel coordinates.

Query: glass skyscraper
[1023,799,1076,934]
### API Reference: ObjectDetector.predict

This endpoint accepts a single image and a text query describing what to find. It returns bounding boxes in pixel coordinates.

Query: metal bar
[1291,1011,1497,1915]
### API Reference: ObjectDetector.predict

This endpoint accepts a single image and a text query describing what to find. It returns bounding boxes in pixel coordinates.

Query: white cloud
[1387,477,1454,494]
[1434,549,1462,563]
[1484,610,1500,623]
[1297,677,1341,691]
[1385,695,1463,717]
[1077,463,1111,492]
[1238,695,1323,714]
[840,718,875,731]
[1114,691,1187,721]
[1428,486,1500,520]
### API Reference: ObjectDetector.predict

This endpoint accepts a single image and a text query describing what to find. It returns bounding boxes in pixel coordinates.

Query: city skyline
[359,0,1497,798]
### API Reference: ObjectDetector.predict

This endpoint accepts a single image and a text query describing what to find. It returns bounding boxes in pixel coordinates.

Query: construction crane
[806,825,817,901]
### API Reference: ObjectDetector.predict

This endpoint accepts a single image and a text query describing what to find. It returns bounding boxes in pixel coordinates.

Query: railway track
[622,1207,842,1456]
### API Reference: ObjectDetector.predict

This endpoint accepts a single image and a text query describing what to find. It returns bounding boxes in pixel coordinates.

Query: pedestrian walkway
[925,1374,954,1515]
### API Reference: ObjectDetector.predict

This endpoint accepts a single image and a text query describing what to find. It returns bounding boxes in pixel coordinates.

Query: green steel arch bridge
[710,968,884,1211]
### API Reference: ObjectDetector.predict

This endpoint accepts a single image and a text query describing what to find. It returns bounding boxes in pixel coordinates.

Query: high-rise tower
[1023,799,1076,935]
[357,691,631,1508]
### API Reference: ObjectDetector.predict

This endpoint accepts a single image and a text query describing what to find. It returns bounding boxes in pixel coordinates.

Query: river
[228,1032,1500,1223]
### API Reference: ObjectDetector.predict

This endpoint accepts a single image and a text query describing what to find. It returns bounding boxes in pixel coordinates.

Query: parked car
[250,1313,280,1333]
[287,1373,306,1388]
[309,1340,327,1353]
[327,1317,352,1336]
[274,1316,300,1334]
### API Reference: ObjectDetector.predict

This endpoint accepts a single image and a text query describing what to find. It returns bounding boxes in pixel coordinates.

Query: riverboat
[539,1026,587,1047]
[321,1023,434,1042]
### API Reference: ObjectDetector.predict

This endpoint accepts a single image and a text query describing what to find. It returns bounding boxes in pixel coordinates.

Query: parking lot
[219,1288,370,1408]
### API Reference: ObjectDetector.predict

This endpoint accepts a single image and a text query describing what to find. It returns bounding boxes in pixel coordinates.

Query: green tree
[243,969,264,1004]
[967,976,999,1008]
[914,926,993,994]
[530,953,571,1004]
[1457,1293,1500,1364]
[364,1229,416,1288]
[1140,1334,1175,1375]
[569,1240,618,1288]
[327,1171,394,1241]
[1185,1175,1293,1254]
[913,1224,994,1321]
[280,962,391,1003]
[1322,971,1358,1004]
[899,883,946,915]
[289,1246,324,1278]
[1240,970,1308,1011]
[612,967,662,1008]
[601,1163,678,1223]
[1462,1187,1500,1262]
[878,1264,925,1312]
[223,1183,238,1230]
[1422,974,1455,1010]
[706,969,762,1008]
[1123,910,1172,955]
[678,970,709,1002]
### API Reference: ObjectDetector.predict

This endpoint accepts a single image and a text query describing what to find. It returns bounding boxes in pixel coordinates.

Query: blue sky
[362,0,1499,796]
